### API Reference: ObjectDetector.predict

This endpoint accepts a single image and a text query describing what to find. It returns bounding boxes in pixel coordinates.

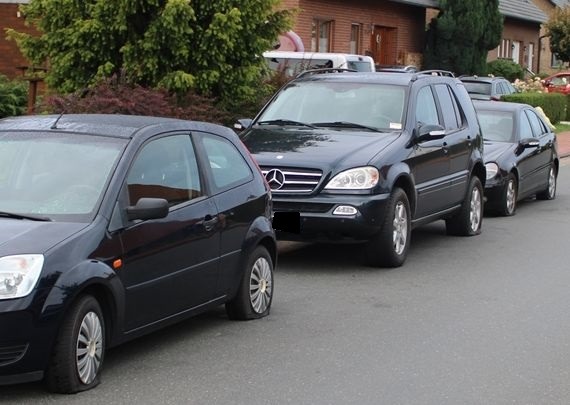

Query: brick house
[532,0,570,75]
[279,0,438,67]
[486,0,548,75]
[0,0,34,79]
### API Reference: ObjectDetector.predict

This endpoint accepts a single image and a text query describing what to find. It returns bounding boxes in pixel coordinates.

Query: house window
[312,19,333,52]
[498,39,510,59]
[350,24,361,54]
[527,42,534,70]
[552,53,565,68]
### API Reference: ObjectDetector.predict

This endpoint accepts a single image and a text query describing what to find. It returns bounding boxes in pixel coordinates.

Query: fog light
[333,205,358,216]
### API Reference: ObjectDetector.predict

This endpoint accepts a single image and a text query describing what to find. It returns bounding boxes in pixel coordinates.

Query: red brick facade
[280,0,427,67]
[487,18,542,74]
[0,2,37,79]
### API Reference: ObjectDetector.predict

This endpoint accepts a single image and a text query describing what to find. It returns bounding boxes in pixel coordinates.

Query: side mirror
[126,198,169,221]
[416,123,446,142]
[233,118,253,132]
[518,138,540,152]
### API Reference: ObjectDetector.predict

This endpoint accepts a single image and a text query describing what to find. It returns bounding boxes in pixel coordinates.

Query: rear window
[462,81,492,96]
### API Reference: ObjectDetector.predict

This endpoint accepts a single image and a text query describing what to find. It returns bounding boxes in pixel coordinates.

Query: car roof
[472,100,530,112]
[0,114,232,139]
[295,71,456,86]
[460,76,506,83]
[263,50,373,61]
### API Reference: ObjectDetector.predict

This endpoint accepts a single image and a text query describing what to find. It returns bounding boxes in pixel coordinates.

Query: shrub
[513,77,545,93]
[502,92,566,123]
[0,75,28,118]
[487,59,524,82]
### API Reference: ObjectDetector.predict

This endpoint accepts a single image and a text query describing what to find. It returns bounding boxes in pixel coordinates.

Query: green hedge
[0,75,27,118]
[501,92,566,124]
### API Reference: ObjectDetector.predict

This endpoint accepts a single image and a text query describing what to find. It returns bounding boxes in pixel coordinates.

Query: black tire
[498,173,517,216]
[536,164,557,200]
[226,246,273,320]
[45,295,105,394]
[365,187,411,268]
[446,176,483,236]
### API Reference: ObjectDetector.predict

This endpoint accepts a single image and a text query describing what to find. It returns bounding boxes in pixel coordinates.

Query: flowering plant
[513,77,545,93]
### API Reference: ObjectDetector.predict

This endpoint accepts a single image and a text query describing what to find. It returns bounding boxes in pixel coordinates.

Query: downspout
[537,34,548,74]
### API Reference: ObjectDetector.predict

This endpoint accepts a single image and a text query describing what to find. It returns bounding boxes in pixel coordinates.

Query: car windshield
[257,81,406,131]
[463,81,492,95]
[477,110,514,142]
[0,132,127,221]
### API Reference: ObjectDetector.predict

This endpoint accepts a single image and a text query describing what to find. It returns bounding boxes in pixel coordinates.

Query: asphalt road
[3,161,570,405]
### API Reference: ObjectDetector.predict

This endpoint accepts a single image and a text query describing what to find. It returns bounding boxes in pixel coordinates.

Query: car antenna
[50,111,64,129]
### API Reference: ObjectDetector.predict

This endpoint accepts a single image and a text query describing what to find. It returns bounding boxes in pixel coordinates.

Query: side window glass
[127,135,202,207]
[434,84,459,130]
[497,82,507,95]
[415,86,440,126]
[525,110,545,137]
[518,114,534,139]
[201,134,253,191]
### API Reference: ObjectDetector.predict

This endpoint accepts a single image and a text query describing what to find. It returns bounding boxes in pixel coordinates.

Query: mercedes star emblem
[265,169,285,190]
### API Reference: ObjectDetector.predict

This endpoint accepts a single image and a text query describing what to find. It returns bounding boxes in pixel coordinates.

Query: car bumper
[0,293,57,385]
[484,177,506,209]
[272,192,391,242]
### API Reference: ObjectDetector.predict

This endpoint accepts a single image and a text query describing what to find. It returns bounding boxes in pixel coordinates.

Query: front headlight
[325,166,380,190]
[0,255,44,300]
[485,162,499,180]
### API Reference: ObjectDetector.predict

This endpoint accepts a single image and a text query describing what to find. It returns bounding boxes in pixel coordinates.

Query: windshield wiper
[312,121,382,132]
[0,211,52,222]
[257,119,317,128]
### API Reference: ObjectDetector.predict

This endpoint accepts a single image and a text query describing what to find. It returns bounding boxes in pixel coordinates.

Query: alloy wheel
[469,187,482,232]
[392,201,408,255]
[506,179,516,214]
[76,311,103,385]
[250,257,273,314]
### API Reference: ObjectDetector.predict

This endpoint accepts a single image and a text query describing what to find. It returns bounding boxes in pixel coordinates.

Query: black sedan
[0,115,276,393]
[474,100,559,216]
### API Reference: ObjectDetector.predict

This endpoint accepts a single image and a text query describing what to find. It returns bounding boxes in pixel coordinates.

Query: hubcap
[250,257,272,314]
[392,201,408,255]
[469,187,482,232]
[506,179,516,214]
[548,168,556,197]
[76,311,103,385]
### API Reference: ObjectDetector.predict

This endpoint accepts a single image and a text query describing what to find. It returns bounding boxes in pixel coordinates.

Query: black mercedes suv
[240,69,485,267]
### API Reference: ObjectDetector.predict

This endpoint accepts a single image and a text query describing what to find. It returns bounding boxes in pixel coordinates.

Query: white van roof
[263,50,373,62]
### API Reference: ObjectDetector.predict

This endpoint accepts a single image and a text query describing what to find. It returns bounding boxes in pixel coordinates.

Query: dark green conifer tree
[423,0,503,75]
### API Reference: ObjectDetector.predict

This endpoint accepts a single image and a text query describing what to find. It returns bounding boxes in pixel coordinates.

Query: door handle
[203,215,219,231]
[442,141,449,154]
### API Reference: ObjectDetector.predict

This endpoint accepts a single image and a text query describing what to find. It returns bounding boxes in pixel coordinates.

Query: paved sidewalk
[557,131,570,158]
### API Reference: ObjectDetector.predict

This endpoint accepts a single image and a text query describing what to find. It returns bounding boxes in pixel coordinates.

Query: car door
[515,111,542,196]
[194,131,265,295]
[115,133,221,332]
[433,83,471,207]
[409,85,452,218]
[525,109,555,189]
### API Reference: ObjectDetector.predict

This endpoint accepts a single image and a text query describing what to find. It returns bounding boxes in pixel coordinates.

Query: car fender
[41,260,125,345]
[226,216,276,299]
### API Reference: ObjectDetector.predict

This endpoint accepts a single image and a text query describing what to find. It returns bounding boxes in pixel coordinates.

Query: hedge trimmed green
[501,92,566,124]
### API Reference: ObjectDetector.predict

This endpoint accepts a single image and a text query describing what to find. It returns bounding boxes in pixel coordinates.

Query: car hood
[0,219,87,256]
[241,127,400,169]
[483,141,515,163]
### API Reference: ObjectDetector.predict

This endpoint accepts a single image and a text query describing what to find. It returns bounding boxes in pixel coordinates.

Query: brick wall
[0,3,37,79]
[280,0,427,66]
[487,18,541,73]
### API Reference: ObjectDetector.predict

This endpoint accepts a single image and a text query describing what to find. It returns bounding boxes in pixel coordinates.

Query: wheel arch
[472,161,486,187]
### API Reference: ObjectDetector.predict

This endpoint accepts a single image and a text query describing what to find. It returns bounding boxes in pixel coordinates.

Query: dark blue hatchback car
[0,114,276,393]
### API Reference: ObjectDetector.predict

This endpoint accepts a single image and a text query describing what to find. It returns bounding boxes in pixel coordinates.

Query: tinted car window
[435,84,459,130]
[525,110,546,137]
[416,86,440,126]
[201,133,253,191]
[462,81,491,96]
[519,113,534,139]
[127,135,202,207]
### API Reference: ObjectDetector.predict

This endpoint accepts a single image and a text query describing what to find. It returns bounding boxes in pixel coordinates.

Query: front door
[117,134,221,332]
[371,26,396,66]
